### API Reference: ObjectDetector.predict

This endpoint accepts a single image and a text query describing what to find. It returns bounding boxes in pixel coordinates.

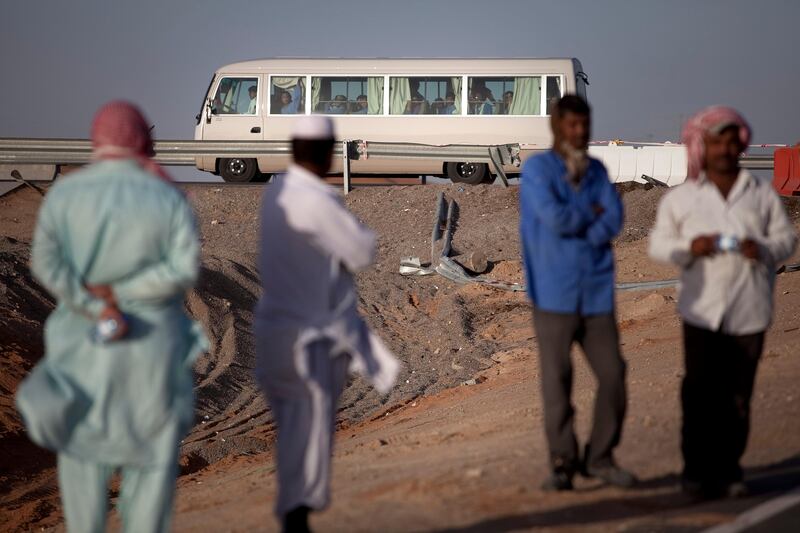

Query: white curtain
[368,77,383,115]
[450,77,462,114]
[272,77,299,89]
[389,78,410,115]
[311,77,322,112]
[508,77,541,116]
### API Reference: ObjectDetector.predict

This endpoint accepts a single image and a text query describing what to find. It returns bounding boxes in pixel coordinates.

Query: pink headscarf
[681,106,752,180]
[90,101,172,182]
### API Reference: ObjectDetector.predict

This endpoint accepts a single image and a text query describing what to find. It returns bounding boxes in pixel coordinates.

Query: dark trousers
[533,309,627,473]
[681,322,763,487]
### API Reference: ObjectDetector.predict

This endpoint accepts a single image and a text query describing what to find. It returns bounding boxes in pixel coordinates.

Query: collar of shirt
[285,163,337,196]
[546,149,593,188]
[696,168,754,204]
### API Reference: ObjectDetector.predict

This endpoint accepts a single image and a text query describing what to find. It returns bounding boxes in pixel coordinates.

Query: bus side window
[468,76,542,115]
[213,77,259,115]
[388,77,462,115]
[546,76,562,115]
[270,77,306,115]
[311,76,384,115]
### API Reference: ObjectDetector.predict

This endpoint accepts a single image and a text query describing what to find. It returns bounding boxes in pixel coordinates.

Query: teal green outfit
[16,160,207,532]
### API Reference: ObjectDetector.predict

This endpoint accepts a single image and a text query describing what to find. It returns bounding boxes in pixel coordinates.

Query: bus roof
[217,57,579,75]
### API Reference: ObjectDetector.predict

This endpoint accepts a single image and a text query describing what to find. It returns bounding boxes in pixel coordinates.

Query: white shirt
[247,97,256,114]
[649,170,797,335]
[256,164,375,325]
[254,165,398,392]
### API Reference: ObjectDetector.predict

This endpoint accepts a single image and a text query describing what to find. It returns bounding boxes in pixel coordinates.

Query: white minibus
[194,58,588,183]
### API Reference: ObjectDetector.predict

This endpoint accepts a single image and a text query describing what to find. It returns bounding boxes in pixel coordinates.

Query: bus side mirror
[205,99,214,123]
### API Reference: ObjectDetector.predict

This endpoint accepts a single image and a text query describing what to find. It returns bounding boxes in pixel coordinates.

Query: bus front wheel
[446,162,488,185]
[220,158,258,183]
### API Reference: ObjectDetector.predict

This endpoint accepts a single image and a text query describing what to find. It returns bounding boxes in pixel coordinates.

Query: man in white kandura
[649,106,797,499]
[253,116,399,533]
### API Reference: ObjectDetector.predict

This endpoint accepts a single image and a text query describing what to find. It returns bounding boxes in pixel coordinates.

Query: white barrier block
[589,145,688,186]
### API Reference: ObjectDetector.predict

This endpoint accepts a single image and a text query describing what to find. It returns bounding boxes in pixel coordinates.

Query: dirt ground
[1,181,800,532]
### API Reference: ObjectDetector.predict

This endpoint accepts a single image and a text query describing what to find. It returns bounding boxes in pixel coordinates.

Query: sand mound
[0,237,58,529]
[181,256,271,466]
[616,184,668,243]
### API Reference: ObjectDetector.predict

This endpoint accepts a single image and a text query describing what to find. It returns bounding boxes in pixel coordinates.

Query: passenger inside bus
[404,94,427,115]
[502,91,514,114]
[441,91,457,115]
[280,88,299,114]
[326,95,348,114]
[247,86,257,114]
[409,80,425,102]
[470,86,495,115]
[353,95,368,114]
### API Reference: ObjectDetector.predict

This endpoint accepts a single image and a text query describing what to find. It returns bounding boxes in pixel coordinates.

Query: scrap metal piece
[640,174,668,187]
[435,256,525,292]
[10,169,45,196]
[441,198,458,258]
[488,146,510,187]
[399,257,435,276]
[430,192,447,265]
[422,192,523,292]
[453,251,488,274]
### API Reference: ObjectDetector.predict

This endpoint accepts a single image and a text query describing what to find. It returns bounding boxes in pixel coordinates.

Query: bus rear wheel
[220,158,258,183]
[446,162,488,185]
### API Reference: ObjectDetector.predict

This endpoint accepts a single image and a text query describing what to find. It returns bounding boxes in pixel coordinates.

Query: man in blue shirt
[520,95,634,491]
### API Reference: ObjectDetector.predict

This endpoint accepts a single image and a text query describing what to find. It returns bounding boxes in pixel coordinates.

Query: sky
[1,0,799,179]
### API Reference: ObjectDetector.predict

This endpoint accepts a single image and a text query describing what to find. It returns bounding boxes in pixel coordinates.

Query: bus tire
[446,162,488,185]
[219,158,258,183]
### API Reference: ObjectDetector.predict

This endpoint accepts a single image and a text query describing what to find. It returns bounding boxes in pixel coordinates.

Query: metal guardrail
[0,138,520,166]
[739,155,775,170]
[0,137,775,197]
[0,138,522,195]
[0,137,770,167]
[0,139,295,166]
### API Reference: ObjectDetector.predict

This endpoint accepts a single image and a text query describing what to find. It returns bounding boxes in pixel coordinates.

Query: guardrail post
[488,146,510,187]
[342,139,351,195]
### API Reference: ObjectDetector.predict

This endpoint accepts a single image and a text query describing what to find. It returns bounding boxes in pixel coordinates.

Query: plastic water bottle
[716,235,739,252]
[91,316,124,343]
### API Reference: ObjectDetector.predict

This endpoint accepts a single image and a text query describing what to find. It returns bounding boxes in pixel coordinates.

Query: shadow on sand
[423,455,800,533]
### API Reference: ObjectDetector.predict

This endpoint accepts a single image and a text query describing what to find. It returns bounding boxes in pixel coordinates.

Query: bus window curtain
[272,77,299,90]
[368,77,383,115]
[311,78,322,112]
[508,77,542,115]
[508,77,541,115]
[450,77,462,114]
[389,78,410,115]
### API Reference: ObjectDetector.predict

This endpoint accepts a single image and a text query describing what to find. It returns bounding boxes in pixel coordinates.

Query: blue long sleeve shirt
[519,150,623,315]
